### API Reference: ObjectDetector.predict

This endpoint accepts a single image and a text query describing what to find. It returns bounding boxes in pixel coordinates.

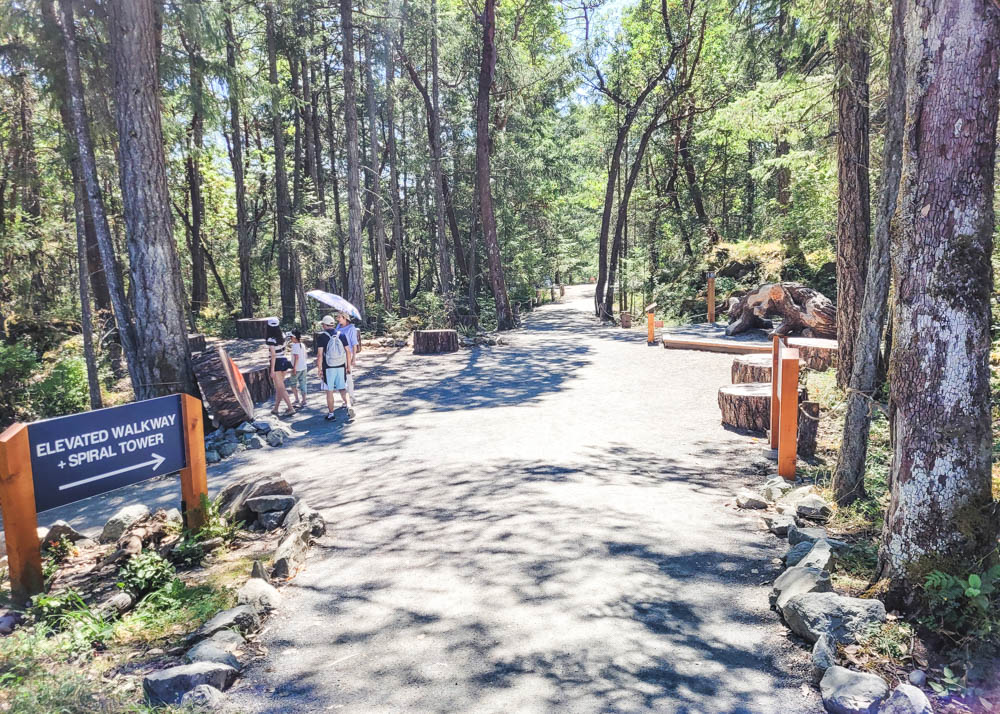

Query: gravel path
[217,284,820,713]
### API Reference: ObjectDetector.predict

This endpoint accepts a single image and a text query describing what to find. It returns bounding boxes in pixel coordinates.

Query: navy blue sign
[28,395,186,513]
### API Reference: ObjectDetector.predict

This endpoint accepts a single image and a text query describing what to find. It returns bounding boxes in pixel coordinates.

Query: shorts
[274,357,293,372]
[322,366,346,391]
[293,370,307,394]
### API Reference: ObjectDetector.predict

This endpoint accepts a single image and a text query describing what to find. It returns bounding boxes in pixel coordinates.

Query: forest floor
[31,285,823,712]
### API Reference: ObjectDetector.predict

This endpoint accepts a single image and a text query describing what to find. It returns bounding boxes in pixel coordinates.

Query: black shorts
[274,357,293,372]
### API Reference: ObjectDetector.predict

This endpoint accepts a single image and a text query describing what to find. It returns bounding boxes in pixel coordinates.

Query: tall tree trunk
[341,0,366,321]
[52,0,142,396]
[773,0,802,268]
[224,13,253,318]
[265,4,296,323]
[877,0,1000,600]
[430,0,456,319]
[385,21,406,310]
[832,0,902,506]
[834,4,871,388]
[324,44,349,293]
[182,29,208,317]
[364,32,392,311]
[475,0,513,329]
[74,175,102,409]
[107,0,196,398]
[596,124,629,318]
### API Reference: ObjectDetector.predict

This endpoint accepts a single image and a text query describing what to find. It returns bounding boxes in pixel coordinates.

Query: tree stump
[718,382,808,432]
[413,329,459,354]
[731,354,773,384]
[243,365,275,404]
[235,317,272,339]
[726,283,836,338]
[797,401,820,458]
[192,346,255,428]
[187,333,207,354]
[788,337,838,371]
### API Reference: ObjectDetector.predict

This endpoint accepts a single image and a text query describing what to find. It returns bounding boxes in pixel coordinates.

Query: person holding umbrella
[316,314,355,421]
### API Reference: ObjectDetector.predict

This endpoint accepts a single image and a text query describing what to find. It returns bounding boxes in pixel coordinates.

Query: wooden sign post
[770,335,801,481]
[645,303,658,345]
[707,272,716,324]
[0,393,209,603]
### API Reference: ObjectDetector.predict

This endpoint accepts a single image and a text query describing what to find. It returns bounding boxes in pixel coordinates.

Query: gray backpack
[323,333,347,368]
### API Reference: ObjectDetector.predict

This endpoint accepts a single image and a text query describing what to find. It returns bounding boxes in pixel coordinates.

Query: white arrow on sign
[58,452,167,491]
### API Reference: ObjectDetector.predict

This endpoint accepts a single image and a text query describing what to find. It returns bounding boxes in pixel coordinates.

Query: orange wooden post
[777,347,801,480]
[707,272,716,324]
[179,393,209,530]
[770,335,781,449]
[0,423,44,603]
[646,305,657,344]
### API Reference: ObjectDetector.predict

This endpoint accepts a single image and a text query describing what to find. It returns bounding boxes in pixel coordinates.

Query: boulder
[143,662,237,705]
[811,633,837,684]
[217,476,292,524]
[245,495,296,515]
[763,476,797,502]
[796,493,833,521]
[258,511,284,531]
[205,450,221,464]
[41,520,86,544]
[252,420,273,433]
[0,611,24,635]
[819,666,888,714]
[736,489,768,510]
[881,684,932,714]
[778,485,816,506]
[250,560,270,582]
[180,684,226,710]
[266,428,288,447]
[207,629,245,653]
[770,566,833,610]
[787,525,828,546]
[798,540,835,571]
[164,508,183,525]
[238,578,281,613]
[236,422,257,435]
[782,593,886,644]
[245,435,265,450]
[217,441,239,458]
[784,541,814,566]
[99,504,150,543]
[247,477,293,499]
[282,500,327,537]
[271,525,310,579]
[184,640,241,671]
[762,514,797,537]
[188,606,261,644]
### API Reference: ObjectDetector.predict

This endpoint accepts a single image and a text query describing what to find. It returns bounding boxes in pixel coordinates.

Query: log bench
[192,346,255,428]
[731,354,773,384]
[413,329,459,354]
[718,382,808,432]
[235,317,272,340]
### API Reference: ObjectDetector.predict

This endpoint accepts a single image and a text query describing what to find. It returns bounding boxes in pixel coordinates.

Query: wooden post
[707,272,716,323]
[770,334,781,449]
[179,393,209,530]
[777,347,801,480]
[645,303,657,345]
[0,423,43,603]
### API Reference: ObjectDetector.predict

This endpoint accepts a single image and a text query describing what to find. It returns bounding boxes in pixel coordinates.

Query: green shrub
[0,342,37,423]
[30,357,89,418]
[117,551,176,597]
[921,562,1000,645]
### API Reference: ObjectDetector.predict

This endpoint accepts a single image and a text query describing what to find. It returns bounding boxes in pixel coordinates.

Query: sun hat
[321,315,336,326]
[266,317,280,327]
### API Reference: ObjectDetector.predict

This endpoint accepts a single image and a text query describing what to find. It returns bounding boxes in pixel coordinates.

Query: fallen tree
[725,283,836,339]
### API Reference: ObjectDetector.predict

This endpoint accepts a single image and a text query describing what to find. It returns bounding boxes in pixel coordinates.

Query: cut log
[786,337,838,371]
[188,333,206,354]
[242,365,275,404]
[718,382,808,432]
[797,401,819,458]
[192,346,255,428]
[731,354,773,384]
[413,329,459,354]
[235,317,272,339]
[726,283,836,339]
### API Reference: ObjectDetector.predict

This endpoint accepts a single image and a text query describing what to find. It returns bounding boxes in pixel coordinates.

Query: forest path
[222,284,819,713]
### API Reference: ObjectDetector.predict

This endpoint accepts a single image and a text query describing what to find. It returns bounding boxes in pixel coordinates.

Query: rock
[75,538,97,549]
[736,489,768,509]
[207,629,244,653]
[252,420,273,433]
[238,578,281,613]
[205,450,221,464]
[143,662,237,705]
[907,670,926,688]
[811,633,837,683]
[224,428,237,440]
[819,666,888,714]
[180,684,226,710]
[798,539,836,571]
[762,514,797,537]
[99,504,150,543]
[784,541,814,566]
[184,640,241,671]
[282,500,327,537]
[257,511,284,531]
[96,591,135,616]
[250,560,270,582]
[41,520,86,544]
[218,476,291,524]
[245,435,265,450]
[247,477,293,499]
[881,684,932,714]
[200,537,224,552]
[236,422,257,434]
[782,592,886,644]
[763,476,797,502]
[778,484,816,506]
[771,566,833,610]
[164,508,183,525]
[217,441,239,458]
[245,495,296,515]
[796,493,833,521]
[788,525,828,546]
[0,611,23,635]
[266,428,287,447]
[271,525,310,579]
[189,606,261,644]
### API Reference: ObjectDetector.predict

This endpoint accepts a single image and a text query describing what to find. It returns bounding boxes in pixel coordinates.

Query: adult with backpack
[316,314,355,422]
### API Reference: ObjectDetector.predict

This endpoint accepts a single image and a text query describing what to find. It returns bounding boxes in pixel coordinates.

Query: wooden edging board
[0,393,208,604]
[661,337,772,355]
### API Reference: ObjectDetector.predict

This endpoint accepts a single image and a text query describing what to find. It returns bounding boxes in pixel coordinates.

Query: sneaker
[325,412,336,421]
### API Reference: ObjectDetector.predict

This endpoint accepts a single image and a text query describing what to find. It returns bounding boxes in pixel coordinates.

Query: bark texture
[413,329,459,354]
[224,13,253,318]
[341,0,366,322]
[718,382,806,432]
[107,0,196,398]
[726,283,836,338]
[731,354,772,384]
[878,0,1000,596]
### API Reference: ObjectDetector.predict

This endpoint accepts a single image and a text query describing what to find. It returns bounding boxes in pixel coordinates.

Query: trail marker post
[770,335,801,480]
[0,393,208,603]
[707,272,716,324]
[645,303,663,345]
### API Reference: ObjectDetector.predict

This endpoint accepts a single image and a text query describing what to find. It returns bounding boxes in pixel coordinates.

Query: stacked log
[192,346,255,428]
[413,329,459,354]
[718,382,808,432]
[731,354,773,384]
[235,318,271,339]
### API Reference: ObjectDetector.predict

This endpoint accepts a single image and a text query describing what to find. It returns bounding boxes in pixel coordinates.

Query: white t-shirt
[289,342,307,372]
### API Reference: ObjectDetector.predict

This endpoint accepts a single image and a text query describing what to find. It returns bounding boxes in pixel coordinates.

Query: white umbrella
[306,290,362,321]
